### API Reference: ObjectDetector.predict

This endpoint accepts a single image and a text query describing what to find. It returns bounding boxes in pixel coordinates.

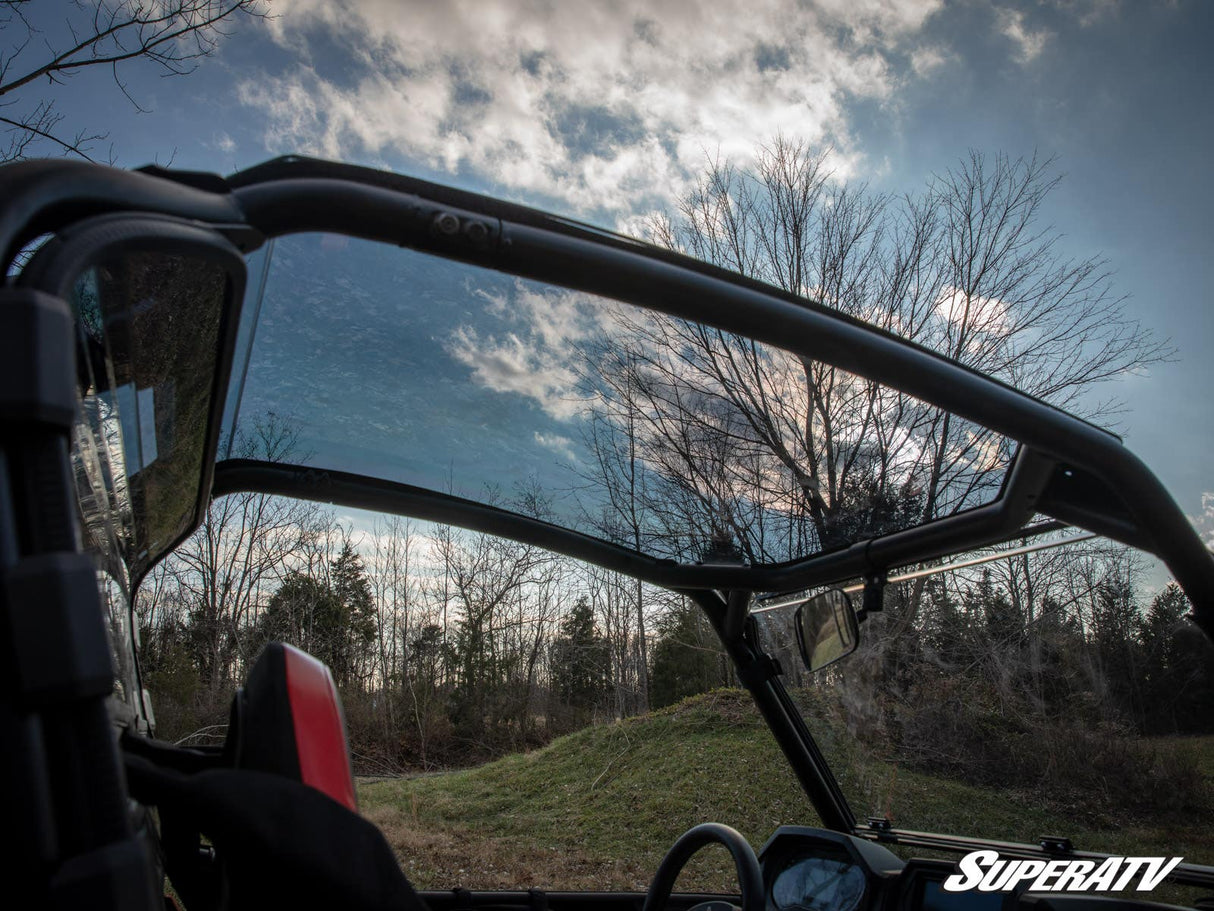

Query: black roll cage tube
[4,157,1214,866]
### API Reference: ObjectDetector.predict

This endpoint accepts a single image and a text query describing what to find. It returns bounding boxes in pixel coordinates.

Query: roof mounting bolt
[1040,835,1073,854]
[434,212,460,236]
[465,220,489,243]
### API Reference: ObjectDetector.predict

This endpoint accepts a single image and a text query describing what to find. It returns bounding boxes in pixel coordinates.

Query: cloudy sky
[11,0,1214,546]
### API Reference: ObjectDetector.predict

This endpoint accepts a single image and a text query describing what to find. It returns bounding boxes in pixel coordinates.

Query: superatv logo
[942,850,1183,893]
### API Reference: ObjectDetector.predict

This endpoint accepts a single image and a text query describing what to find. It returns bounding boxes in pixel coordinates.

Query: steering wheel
[642,823,764,911]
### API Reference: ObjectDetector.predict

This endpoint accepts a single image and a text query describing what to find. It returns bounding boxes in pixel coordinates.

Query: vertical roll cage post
[690,587,856,833]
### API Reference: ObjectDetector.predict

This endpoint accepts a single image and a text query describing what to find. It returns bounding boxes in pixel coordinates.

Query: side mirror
[18,215,246,582]
[795,589,859,673]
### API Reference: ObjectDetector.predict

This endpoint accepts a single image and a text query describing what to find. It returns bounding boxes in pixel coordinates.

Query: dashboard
[759,828,1013,911]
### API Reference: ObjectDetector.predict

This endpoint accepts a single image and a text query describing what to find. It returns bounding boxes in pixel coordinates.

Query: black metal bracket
[856,573,886,622]
[1039,835,1074,854]
[722,589,751,643]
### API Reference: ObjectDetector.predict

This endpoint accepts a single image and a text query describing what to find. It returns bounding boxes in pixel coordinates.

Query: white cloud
[1190,492,1214,551]
[240,0,944,217]
[214,131,236,154]
[1053,0,1119,28]
[534,432,578,462]
[445,282,616,419]
[998,8,1049,63]
[446,325,584,419]
[909,45,948,76]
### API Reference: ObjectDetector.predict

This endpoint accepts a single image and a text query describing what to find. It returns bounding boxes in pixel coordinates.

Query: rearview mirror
[795,589,859,673]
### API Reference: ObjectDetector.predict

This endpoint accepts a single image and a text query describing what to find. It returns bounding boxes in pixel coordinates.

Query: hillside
[359,689,1214,893]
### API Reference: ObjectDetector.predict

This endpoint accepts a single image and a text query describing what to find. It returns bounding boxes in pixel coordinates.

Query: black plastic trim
[417,891,740,911]
[0,289,78,428]
[5,553,114,706]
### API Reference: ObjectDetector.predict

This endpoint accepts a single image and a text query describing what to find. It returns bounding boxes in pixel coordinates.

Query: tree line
[135,472,1213,777]
[137,470,673,767]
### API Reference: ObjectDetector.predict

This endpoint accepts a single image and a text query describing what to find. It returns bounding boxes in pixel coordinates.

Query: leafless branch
[0,0,266,161]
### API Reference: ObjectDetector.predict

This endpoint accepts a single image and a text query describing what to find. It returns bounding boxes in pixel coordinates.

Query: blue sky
[10,0,1214,549]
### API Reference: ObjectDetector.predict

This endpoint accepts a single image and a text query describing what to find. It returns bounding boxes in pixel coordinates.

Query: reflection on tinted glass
[71,252,228,580]
[223,234,1014,566]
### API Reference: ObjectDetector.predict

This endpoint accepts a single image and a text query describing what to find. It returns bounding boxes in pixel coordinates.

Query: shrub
[890,674,1209,817]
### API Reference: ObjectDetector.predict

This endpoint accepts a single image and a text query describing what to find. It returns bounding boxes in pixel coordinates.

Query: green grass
[360,691,1214,894]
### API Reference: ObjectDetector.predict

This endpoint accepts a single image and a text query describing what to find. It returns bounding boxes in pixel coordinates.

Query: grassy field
[360,690,1214,895]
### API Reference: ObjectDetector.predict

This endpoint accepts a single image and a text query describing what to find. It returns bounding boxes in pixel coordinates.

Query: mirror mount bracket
[858,572,887,622]
[737,653,783,688]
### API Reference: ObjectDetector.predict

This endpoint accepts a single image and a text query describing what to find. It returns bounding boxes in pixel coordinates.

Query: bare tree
[159,418,319,702]
[582,139,1169,571]
[439,516,557,749]
[580,360,652,708]
[0,0,266,161]
[367,515,419,733]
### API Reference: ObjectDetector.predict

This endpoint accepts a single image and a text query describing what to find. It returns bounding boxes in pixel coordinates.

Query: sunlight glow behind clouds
[239,0,943,217]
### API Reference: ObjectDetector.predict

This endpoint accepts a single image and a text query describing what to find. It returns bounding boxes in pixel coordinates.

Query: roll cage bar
[3,156,1214,895]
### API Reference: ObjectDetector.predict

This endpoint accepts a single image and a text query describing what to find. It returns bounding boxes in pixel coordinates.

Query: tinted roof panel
[222,233,1014,565]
